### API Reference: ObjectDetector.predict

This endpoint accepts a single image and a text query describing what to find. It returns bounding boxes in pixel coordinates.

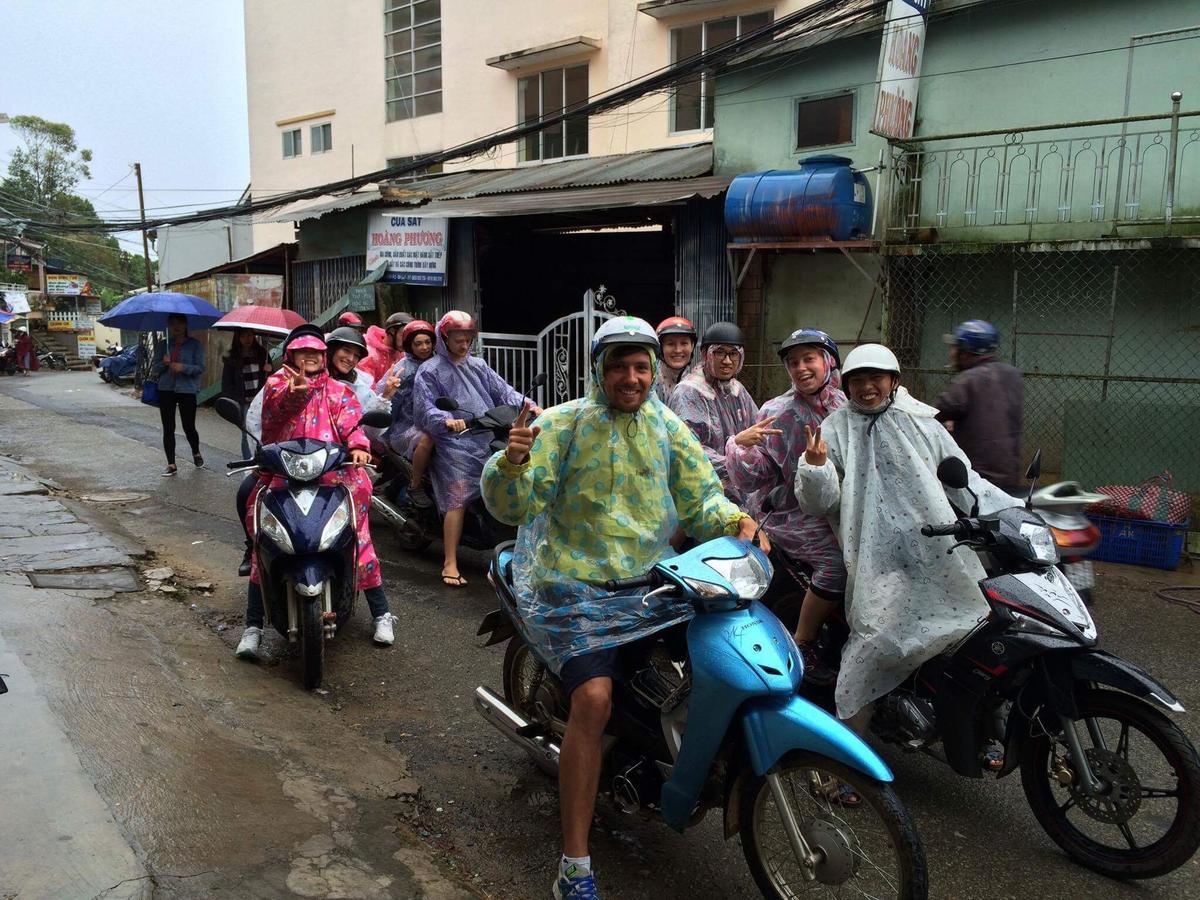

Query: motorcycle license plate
[1062,560,1095,590]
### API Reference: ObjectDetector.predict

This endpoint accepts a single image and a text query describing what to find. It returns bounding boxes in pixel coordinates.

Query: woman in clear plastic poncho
[795,343,1016,722]
[412,310,527,586]
[481,316,750,672]
[667,321,759,502]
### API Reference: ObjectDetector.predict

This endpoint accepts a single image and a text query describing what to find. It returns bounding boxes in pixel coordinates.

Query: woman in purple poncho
[412,310,531,587]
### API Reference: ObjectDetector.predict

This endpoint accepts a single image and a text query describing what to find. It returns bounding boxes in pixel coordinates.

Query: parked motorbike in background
[1031,480,1106,605]
[98,344,141,385]
[370,373,546,554]
[216,397,392,690]
[0,344,17,375]
[477,535,928,899]
[762,454,1200,880]
[37,350,67,370]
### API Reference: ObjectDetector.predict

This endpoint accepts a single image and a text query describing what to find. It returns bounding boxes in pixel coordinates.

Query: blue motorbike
[98,343,141,385]
[476,536,927,898]
[217,397,391,690]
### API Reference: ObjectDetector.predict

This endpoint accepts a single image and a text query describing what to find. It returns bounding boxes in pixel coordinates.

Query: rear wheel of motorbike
[1020,688,1200,879]
[300,599,324,691]
[740,752,927,899]
[502,636,563,777]
[394,526,432,553]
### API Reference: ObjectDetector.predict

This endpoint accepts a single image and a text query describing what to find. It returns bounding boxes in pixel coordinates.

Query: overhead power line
[12,0,884,234]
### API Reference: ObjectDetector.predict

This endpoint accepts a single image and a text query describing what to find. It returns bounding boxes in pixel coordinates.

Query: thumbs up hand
[505,402,541,466]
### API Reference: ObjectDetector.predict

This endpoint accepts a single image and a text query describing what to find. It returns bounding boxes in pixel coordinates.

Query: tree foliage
[1,114,155,297]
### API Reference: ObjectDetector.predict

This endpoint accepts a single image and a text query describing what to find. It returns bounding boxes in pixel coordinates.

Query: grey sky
[0,0,249,257]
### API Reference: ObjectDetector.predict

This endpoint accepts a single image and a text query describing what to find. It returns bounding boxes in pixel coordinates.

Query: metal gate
[479,289,614,407]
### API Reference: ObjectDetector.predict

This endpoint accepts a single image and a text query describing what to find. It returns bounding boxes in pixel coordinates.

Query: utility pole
[133,163,153,292]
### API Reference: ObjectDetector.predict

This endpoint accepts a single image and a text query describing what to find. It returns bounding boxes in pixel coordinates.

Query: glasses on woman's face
[710,346,741,361]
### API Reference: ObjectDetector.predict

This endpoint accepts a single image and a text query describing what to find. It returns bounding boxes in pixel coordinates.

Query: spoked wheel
[299,596,324,691]
[502,636,565,777]
[1021,688,1200,879]
[740,752,927,899]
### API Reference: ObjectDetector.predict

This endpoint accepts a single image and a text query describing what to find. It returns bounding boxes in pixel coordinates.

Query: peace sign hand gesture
[505,402,541,466]
[288,367,310,394]
[803,425,828,467]
[734,415,783,448]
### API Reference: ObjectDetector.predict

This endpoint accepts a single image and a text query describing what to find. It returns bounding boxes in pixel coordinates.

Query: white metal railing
[478,331,541,403]
[887,96,1200,241]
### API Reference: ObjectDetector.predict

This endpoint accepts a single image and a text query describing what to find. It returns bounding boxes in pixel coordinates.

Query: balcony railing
[885,95,1199,244]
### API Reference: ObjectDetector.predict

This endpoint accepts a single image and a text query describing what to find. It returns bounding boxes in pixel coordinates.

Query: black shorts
[560,647,622,699]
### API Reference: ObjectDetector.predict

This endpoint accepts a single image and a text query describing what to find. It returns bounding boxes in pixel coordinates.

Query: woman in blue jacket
[154,313,206,476]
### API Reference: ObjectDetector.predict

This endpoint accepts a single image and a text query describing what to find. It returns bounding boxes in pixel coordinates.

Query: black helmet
[326,326,368,356]
[778,328,840,366]
[385,312,414,332]
[701,321,745,349]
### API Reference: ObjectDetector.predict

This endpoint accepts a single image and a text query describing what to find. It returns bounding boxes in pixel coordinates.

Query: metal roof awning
[264,184,383,224]
[637,0,739,18]
[407,175,730,218]
[486,36,602,70]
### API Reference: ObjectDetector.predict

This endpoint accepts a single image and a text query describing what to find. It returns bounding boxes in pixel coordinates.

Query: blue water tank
[724,154,873,243]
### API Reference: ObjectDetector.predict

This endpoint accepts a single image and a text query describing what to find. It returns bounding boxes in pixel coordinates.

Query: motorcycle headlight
[1019,522,1060,564]
[694,551,772,600]
[318,496,353,552]
[280,448,328,482]
[258,506,294,554]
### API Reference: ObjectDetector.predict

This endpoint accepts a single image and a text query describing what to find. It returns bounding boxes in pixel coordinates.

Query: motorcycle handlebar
[227,459,256,469]
[921,521,964,538]
[605,573,657,592]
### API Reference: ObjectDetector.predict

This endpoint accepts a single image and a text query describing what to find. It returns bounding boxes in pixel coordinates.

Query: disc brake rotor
[801,818,860,885]
[1067,748,1143,824]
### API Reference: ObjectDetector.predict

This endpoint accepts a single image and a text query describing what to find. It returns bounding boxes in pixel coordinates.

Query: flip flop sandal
[441,573,468,587]
[811,775,863,808]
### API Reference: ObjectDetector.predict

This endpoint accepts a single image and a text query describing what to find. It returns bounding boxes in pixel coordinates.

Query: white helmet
[841,343,900,379]
[590,315,660,362]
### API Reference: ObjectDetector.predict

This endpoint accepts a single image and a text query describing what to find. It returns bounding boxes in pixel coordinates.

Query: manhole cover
[79,492,149,504]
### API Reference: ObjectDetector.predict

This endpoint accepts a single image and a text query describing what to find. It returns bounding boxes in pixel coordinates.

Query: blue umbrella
[99,291,223,332]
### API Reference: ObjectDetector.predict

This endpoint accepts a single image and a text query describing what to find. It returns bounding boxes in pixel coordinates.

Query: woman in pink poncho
[233,326,397,660]
[359,312,413,383]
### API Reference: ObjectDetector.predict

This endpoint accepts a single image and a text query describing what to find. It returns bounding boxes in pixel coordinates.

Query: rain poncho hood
[482,346,745,672]
[359,324,403,383]
[667,353,759,501]
[413,314,524,509]
[726,351,845,568]
[795,386,1017,719]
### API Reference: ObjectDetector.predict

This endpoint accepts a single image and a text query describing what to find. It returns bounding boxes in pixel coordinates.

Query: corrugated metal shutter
[676,195,734,336]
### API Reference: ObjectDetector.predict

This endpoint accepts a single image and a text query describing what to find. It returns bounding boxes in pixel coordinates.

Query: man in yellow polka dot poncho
[482,315,763,900]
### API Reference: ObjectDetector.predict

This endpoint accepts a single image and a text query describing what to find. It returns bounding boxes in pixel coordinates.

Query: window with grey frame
[518,64,588,162]
[670,11,772,133]
[795,92,855,150]
[385,0,442,121]
[311,122,332,153]
[282,129,301,158]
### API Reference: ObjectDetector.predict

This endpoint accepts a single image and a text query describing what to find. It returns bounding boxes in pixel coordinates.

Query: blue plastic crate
[1088,515,1190,570]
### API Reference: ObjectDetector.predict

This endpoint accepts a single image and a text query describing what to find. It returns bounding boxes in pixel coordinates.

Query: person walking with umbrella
[154,313,206,476]
[221,329,272,459]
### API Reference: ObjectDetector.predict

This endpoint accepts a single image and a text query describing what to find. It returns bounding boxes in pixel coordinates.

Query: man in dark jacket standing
[934,320,1024,492]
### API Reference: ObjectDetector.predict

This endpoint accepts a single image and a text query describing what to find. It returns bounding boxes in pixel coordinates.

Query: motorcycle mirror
[215,397,244,427]
[360,410,392,429]
[936,457,970,490]
[532,373,548,388]
[1025,449,1042,481]
[435,397,460,412]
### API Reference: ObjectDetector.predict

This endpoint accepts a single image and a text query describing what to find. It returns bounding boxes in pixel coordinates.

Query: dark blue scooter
[98,344,140,384]
[476,536,927,899]
[217,397,391,689]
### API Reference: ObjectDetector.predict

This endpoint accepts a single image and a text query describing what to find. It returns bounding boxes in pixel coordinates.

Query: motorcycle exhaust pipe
[474,686,560,773]
[370,495,411,529]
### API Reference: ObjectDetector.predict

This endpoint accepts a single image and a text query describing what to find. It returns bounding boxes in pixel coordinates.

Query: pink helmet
[437,309,477,338]
[287,335,327,354]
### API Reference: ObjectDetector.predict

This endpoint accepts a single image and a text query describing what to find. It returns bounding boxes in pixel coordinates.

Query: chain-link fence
[884,242,1200,521]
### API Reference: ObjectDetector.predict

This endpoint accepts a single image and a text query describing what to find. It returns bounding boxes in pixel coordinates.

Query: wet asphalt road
[2,371,1200,899]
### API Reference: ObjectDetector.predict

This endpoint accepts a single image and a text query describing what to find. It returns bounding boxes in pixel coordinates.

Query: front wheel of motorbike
[739,752,927,899]
[300,598,324,691]
[502,636,564,777]
[1020,688,1200,879]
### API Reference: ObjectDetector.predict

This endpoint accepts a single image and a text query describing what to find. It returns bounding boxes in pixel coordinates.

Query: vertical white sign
[872,0,931,140]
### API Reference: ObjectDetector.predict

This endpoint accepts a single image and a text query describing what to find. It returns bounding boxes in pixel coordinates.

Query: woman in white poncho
[795,344,1017,722]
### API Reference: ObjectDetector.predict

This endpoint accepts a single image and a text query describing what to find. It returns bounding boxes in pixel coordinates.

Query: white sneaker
[372,613,397,646]
[235,626,263,658]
